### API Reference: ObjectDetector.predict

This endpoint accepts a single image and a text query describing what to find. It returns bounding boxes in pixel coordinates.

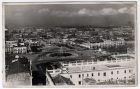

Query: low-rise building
[6,41,18,47]
[80,40,125,49]
[13,46,27,54]
[5,41,18,53]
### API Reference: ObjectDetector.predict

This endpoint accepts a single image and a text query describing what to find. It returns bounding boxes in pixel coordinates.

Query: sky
[4,3,136,27]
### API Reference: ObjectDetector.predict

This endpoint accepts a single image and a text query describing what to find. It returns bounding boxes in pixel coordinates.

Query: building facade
[44,53,135,85]
[13,46,27,54]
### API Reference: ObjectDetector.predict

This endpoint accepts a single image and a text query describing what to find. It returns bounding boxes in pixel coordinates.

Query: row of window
[90,43,125,47]
[78,76,131,85]
[6,48,27,51]
[14,48,27,50]
[63,58,130,66]
[70,69,132,79]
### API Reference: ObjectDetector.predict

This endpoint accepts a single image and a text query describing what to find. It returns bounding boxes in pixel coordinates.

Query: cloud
[37,6,135,17]
[118,7,128,13]
[77,8,118,16]
[38,8,49,13]
[78,8,88,15]
[77,7,135,16]
[77,8,96,16]
[129,6,136,15]
[100,8,117,15]
[118,6,136,15]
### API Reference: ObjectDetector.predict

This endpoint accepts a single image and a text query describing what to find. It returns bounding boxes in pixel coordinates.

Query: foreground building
[32,47,136,86]
[5,55,31,86]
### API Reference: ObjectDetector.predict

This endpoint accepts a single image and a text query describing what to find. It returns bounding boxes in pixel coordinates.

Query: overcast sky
[5,3,136,27]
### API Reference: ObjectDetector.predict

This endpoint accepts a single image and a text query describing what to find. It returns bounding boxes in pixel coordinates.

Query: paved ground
[6,73,31,87]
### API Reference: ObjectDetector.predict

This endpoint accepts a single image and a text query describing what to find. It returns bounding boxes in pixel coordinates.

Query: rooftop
[6,54,31,76]
[52,74,74,85]
[65,64,133,74]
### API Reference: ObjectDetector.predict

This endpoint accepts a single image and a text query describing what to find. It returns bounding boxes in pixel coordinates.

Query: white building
[5,46,13,53]
[13,46,27,54]
[45,54,136,85]
[80,40,125,49]
[5,41,18,53]
[25,39,40,45]
[5,41,18,47]
[61,65,135,85]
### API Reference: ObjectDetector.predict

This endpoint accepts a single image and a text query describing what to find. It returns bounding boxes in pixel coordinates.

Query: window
[82,74,84,77]
[87,74,89,77]
[93,67,95,70]
[111,71,113,75]
[124,77,126,79]
[124,70,126,73]
[79,74,81,78]
[92,73,94,76]
[103,72,106,76]
[79,81,81,85]
[117,71,119,74]
[129,70,132,73]
[98,73,100,76]
[70,75,72,78]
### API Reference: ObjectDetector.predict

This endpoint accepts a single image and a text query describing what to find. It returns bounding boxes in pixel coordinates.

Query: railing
[60,56,133,67]
[48,69,61,74]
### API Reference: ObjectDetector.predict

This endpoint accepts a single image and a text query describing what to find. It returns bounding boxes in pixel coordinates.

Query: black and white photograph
[3,1,137,87]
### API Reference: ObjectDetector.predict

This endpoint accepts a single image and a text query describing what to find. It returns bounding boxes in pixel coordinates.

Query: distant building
[5,40,28,54]
[5,46,13,53]
[13,46,27,54]
[48,38,62,44]
[25,39,40,46]
[80,40,125,49]
[5,41,18,53]
[5,41,18,47]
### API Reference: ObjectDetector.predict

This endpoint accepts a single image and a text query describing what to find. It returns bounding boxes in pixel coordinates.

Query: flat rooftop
[64,64,133,74]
